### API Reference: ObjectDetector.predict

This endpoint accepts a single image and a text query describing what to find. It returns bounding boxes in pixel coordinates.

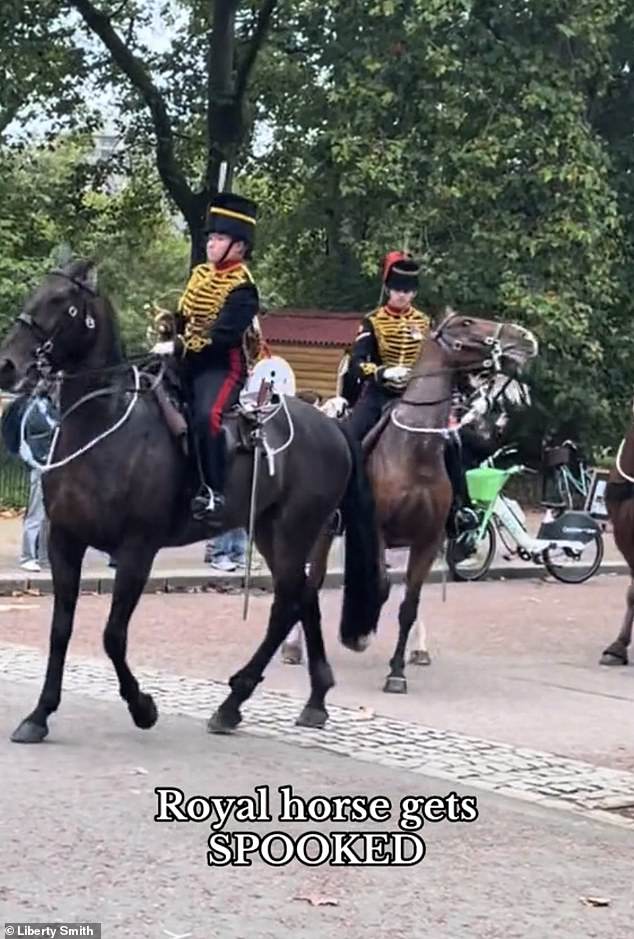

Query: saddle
[149,366,279,468]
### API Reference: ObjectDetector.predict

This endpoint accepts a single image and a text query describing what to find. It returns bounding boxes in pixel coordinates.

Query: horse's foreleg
[11,525,86,743]
[102,544,158,729]
[295,585,334,728]
[384,540,438,694]
[600,576,634,666]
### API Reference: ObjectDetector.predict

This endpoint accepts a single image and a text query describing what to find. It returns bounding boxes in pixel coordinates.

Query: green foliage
[0,137,189,351]
[248,0,634,453]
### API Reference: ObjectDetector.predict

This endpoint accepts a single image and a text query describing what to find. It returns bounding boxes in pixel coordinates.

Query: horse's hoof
[11,719,48,744]
[599,650,628,667]
[383,675,408,694]
[342,634,373,653]
[295,706,328,729]
[207,708,242,735]
[281,644,303,665]
[409,649,431,666]
[129,693,158,729]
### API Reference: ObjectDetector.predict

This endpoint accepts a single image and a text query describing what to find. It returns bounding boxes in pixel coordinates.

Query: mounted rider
[344,251,478,537]
[345,251,431,440]
[151,192,261,521]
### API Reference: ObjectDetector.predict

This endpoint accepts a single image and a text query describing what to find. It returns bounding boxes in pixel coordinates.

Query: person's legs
[190,355,245,517]
[228,528,247,565]
[20,470,44,569]
[345,383,387,441]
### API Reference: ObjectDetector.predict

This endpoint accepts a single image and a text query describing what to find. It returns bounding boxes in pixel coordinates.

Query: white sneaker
[20,559,41,573]
[210,556,237,572]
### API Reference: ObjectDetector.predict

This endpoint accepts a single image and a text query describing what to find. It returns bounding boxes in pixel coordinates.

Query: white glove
[151,340,175,356]
[383,366,411,384]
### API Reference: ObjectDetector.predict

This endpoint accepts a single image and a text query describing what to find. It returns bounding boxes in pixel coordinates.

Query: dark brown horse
[283,310,538,690]
[600,412,634,666]
[0,259,382,742]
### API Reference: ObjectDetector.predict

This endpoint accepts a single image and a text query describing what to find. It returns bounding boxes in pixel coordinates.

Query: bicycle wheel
[447,519,497,582]
[544,531,604,584]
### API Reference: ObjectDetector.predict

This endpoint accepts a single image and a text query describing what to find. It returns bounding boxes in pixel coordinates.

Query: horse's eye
[462,318,473,326]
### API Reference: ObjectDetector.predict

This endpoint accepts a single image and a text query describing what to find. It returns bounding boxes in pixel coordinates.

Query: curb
[0,561,628,597]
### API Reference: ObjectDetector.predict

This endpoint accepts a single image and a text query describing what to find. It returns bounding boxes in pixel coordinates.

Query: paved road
[1,682,633,939]
[2,574,634,937]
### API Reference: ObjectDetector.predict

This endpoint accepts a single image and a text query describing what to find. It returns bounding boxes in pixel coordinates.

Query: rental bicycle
[446,445,604,584]
[542,438,593,511]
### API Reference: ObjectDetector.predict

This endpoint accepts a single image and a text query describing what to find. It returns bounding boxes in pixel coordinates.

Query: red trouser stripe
[209,349,242,435]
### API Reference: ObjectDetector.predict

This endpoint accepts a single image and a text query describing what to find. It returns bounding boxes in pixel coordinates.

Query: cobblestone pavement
[3,642,634,828]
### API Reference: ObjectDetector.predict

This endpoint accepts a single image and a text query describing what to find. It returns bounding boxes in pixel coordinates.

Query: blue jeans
[207,528,247,563]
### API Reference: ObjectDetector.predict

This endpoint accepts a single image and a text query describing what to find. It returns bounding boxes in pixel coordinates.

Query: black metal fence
[0,438,29,509]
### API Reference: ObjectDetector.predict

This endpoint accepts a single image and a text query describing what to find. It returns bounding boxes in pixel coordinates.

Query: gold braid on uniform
[178,263,254,354]
[359,306,431,377]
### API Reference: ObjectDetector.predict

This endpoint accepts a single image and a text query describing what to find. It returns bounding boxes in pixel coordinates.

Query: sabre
[242,435,261,620]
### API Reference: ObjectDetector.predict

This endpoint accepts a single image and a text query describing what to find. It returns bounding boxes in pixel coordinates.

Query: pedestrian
[204,527,247,572]
[9,392,58,572]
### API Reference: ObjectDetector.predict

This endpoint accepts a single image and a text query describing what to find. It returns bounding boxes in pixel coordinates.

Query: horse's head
[431,309,538,381]
[0,259,102,392]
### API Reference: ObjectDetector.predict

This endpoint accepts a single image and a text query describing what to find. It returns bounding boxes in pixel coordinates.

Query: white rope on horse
[615,438,634,484]
[23,366,142,474]
[259,393,295,475]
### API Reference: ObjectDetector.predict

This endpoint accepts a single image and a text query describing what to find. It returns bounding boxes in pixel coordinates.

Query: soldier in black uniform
[346,251,431,440]
[152,192,260,521]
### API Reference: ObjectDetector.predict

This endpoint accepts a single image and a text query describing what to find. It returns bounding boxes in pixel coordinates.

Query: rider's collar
[384,303,412,317]
[212,260,244,274]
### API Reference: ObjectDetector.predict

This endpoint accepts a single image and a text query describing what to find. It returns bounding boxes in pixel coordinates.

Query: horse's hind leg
[102,543,159,729]
[281,528,332,666]
[295,582,335,729]
[384,540,438,694]
[600,576,634,666]
[11,525,86,743]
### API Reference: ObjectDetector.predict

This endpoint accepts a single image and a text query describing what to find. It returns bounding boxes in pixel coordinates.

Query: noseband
[431,311,504,373]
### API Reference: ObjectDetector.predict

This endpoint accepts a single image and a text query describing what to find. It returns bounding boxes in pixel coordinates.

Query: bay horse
[283,311,538,690]
[0,259,381,743]
[600,407,634,667]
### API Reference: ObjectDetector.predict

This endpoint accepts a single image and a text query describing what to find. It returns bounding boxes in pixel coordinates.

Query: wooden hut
[261,309,361,399]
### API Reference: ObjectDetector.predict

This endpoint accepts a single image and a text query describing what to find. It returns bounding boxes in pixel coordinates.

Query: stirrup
[191,485,225,520]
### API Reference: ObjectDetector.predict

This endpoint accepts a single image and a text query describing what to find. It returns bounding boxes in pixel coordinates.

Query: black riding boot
[192,432,227,521]
[444,434,479,539]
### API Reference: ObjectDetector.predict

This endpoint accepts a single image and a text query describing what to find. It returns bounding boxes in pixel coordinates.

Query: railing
[0,394,29,510]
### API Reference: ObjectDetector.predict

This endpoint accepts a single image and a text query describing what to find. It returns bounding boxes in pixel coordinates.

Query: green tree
[0,137,189,350]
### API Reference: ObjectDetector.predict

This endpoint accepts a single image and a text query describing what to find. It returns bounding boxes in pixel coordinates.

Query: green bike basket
[466,466,509,504]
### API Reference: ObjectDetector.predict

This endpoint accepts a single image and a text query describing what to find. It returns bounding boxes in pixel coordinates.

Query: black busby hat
[205,192,257,246]
[382,251,420,292]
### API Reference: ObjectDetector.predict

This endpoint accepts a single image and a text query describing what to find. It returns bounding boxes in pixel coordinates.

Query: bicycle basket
[466,467,509,504]
[543,445,571,468]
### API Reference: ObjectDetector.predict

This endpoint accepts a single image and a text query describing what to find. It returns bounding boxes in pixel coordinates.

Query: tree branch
[68,0,195,222]
[235,0,278,102]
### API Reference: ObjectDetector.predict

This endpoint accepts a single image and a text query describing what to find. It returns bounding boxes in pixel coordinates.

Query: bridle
[431,310,505,374]
[398,312,506,408]
[16,269,97,372]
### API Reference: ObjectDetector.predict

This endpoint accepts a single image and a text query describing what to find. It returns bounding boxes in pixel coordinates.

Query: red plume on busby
[381,251,420,291]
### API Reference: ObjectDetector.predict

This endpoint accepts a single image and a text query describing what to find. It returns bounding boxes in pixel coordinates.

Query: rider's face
[387,289,416,311]
[206,233,246,264]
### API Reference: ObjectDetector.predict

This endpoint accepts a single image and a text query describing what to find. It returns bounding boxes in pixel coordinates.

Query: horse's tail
[337,422,382,651]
